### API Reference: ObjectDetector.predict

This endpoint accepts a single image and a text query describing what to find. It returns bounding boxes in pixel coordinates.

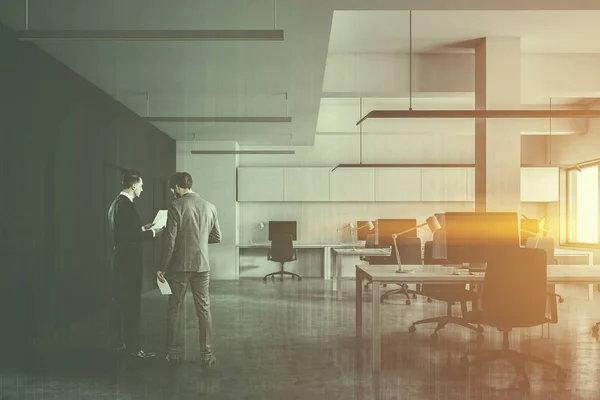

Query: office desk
[555,248,594,299]
[331,248,392,298]
[355,264,600,373]
[236,243,364,279]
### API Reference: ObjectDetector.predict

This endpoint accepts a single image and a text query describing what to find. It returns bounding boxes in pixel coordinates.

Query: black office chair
[380,237,423,304]
[408,241,482,341]
[525,236,564,304]
[462,247,566,388]
[264,234,300,282]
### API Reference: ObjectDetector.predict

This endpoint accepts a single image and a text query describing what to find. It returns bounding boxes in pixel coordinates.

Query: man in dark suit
[108,169,162,358]
[157,172,221,366]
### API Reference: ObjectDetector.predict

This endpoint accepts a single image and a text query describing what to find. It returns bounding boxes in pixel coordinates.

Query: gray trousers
[166,271,213,358]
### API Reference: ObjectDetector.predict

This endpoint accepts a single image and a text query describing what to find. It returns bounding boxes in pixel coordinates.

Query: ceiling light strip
[356,109,600,125]
[144,116,291,123]
[331,163,475,171]
[192,150,294,155]
[17,29,284,41]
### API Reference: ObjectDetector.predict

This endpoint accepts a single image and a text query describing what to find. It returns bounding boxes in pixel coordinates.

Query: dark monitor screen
[268,221,297,241]
[377,219,417,246]
[356,220,375,241]
[444,212,520,263]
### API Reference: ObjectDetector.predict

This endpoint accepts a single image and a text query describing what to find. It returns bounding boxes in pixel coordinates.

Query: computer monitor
[443,212,520,264]
[356,220,375,241]
[376,219,417,246]
[268,221,297,241]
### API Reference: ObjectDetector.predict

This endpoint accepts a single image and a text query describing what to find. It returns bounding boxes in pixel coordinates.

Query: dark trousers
[109,251,142,351]
[166,271,212,358]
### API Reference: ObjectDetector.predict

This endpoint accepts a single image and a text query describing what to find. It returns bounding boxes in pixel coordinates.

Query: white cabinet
[284,167,330,201]
[521,167,559,202]
[237,167,284,201]
[421,168,469,202]
[375,168,422,201]
[330,168,375,201]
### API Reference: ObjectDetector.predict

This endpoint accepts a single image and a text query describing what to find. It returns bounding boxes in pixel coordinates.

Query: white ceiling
[3,2,600,145]
[329,11,600,54]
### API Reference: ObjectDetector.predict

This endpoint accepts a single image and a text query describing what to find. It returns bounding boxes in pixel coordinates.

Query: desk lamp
[392,215,441,273]
[350,220,375,250]
[250,222,265,244]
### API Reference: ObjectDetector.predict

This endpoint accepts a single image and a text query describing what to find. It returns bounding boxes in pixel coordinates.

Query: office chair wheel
[291,275,295,279]
[412,294,417,299]
[430,332,439,343]
[263,277,267,282]
[405,299,411,305]
[592,325,599,334]
[476,326,484,334]
[297,276,302,281]
[408,325,416,334]
[427,297,433,303]
[557,370,567,382]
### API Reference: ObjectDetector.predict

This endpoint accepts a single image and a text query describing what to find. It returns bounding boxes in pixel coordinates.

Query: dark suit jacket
[108,194,154,271]
[161,192,221,273]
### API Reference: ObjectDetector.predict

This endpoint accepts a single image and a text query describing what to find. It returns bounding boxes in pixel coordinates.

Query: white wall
[324,53,600,104]
[176,141,239,280]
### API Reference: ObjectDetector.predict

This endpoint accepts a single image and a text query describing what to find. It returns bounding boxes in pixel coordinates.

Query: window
[567,164,599,244]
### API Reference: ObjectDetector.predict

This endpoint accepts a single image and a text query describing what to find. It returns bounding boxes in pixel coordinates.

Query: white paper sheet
[152,209,168,230]
[157,277,172,295]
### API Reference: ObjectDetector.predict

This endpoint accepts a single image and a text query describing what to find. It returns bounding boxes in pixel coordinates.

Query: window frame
[565,162,600,247]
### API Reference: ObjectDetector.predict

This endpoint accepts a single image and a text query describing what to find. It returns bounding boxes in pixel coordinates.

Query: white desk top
[554,248,593,256]
[357,264,600,284]
[333,248,391,256]
[237,243,365,249]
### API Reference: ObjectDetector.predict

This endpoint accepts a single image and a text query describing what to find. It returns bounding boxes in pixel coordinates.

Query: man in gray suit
[157,172,221,366]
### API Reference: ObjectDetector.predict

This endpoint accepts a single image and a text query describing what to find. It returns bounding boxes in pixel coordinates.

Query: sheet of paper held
[157,277,172,295]
[152,209,168,230]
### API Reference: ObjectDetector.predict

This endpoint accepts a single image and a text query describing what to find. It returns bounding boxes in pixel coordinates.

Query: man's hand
[153,228,163,236]
[142,223,155,231]
[157,270,166,283]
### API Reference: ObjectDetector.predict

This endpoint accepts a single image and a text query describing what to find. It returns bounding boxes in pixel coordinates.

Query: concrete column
[475,37,522,213]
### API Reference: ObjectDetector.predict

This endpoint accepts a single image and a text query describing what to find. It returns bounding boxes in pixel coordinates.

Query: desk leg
[336,256,343,300]
[356,269,363,341]
[372,282,381,373]
[324,247,331,280]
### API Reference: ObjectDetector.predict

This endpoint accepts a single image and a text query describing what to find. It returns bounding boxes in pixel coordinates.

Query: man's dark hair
[169,172,193,190]
[122,169,143,189]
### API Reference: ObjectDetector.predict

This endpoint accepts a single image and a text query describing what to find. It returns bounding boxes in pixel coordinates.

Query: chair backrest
[394,237,423,264]
[365,233,377,248]
[368,237,422,265]
[424,240,446,265]
[480,247,548,329]
[269,234,295,263]
[525,236,555,264]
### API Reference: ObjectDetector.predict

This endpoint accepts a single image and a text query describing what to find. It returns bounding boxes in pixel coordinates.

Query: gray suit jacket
[161,192,221,273]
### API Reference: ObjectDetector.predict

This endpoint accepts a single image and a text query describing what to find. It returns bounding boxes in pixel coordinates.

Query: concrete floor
[2,279,600,399]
